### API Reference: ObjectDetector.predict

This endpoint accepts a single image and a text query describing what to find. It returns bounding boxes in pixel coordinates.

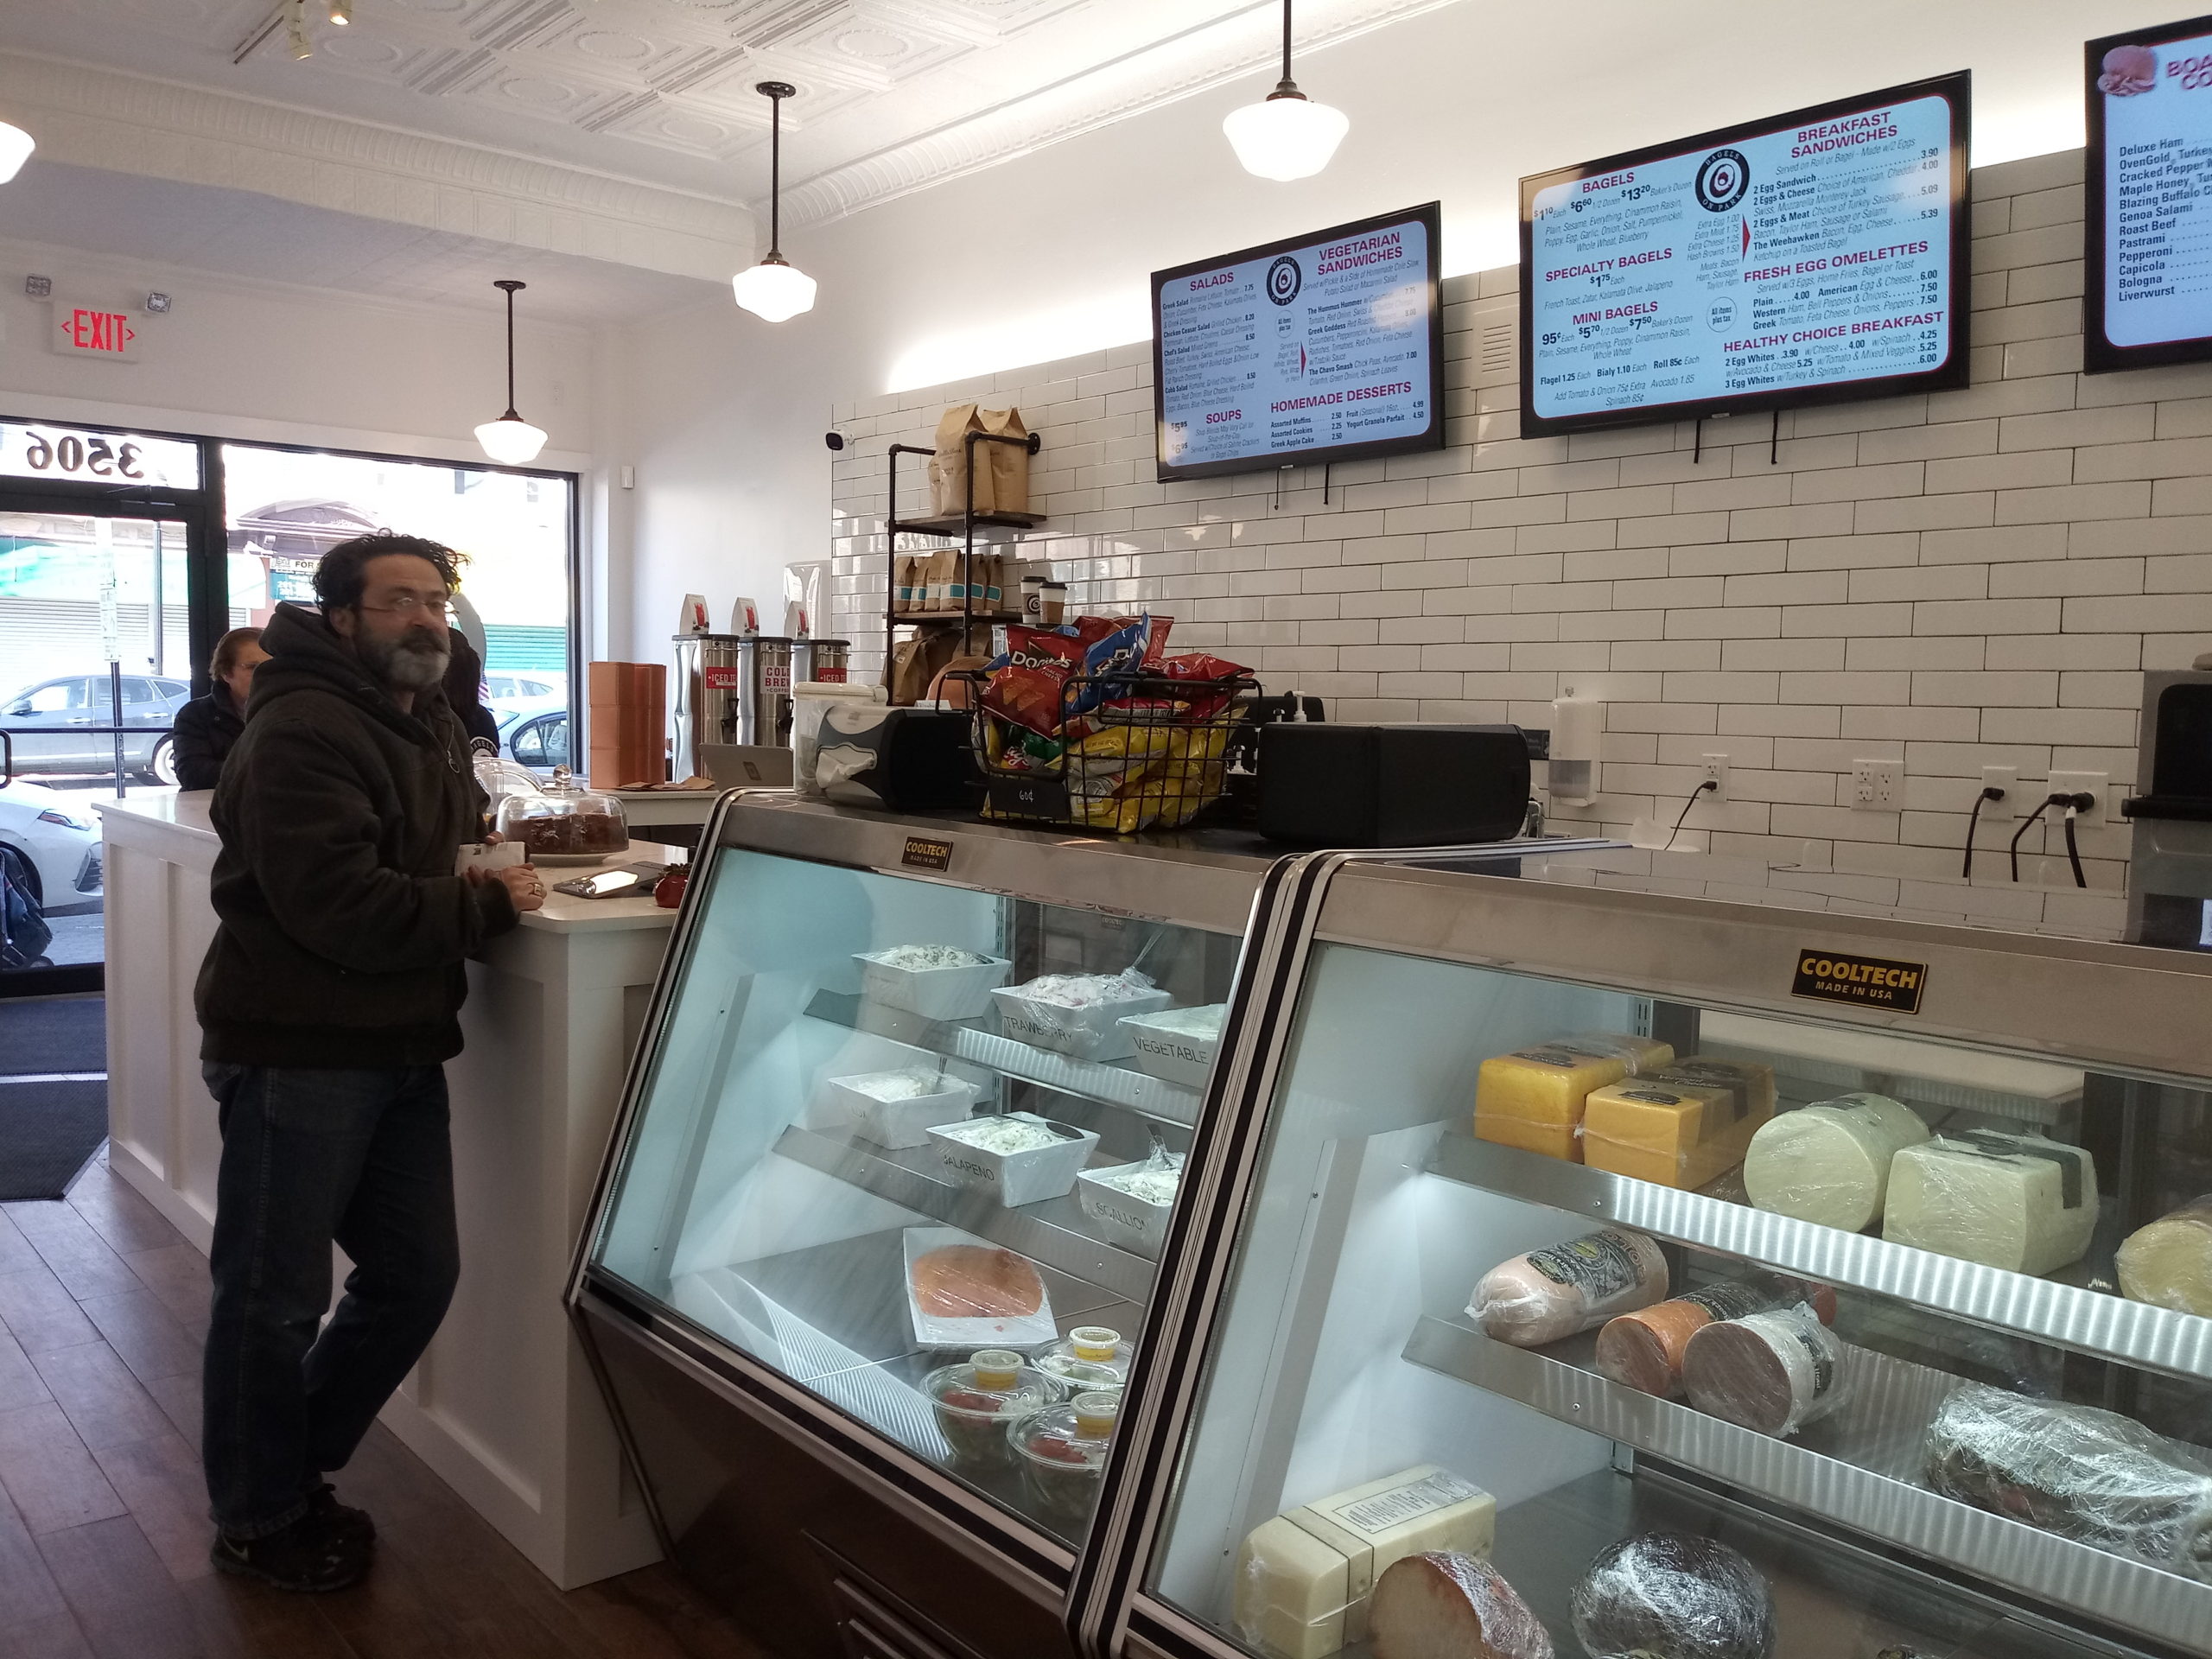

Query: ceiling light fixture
[286,0,313,60]
[731,81,817,323]
[1223,0,1348,181]
[475,280,549,467]
[328,0,352,22]
[0,117,32,184]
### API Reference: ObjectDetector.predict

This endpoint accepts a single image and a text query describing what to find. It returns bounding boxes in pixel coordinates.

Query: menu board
[1152,203,1444,481]
[1520,74,1971,436]
[2086,15,2212,372]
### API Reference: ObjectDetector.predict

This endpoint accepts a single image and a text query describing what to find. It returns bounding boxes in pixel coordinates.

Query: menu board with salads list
[1152,203,1445,481]
[1521,73,1971,436]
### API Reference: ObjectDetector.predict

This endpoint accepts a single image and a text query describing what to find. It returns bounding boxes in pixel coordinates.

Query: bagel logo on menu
[1695,147,1751,212]
[1266,255,1304,306]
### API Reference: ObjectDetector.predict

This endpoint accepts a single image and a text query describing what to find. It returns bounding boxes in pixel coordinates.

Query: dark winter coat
[169,683,245,791]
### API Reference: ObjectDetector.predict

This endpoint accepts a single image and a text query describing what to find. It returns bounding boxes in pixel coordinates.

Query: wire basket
[959,668,1267,835]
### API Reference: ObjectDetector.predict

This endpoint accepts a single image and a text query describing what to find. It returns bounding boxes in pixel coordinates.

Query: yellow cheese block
[1582,1077,1774,1189]
[1473,1046,1632,1163]
[1233,1466,1497,1659]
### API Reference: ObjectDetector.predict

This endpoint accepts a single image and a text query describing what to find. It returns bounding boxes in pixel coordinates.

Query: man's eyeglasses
[358,594,454,620]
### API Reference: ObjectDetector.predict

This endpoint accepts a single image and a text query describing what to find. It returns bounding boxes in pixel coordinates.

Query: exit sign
[50,298,141,361]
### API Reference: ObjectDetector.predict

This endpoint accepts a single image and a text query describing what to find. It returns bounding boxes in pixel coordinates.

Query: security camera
[823,430,846,451]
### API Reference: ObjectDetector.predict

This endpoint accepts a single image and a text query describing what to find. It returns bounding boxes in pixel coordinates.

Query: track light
[287,1,313,59]
[328,0,352,22]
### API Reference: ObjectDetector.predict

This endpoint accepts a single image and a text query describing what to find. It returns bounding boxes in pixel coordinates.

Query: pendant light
[1224,0,1348,181]
[732,81,817,322]
[0,116,32,184]
[474,280,549,467]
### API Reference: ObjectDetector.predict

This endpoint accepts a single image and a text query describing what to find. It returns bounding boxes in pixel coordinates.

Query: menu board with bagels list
[2086,14,2212,372]
[1521,73,1972,436]
[1152,203,1445,481]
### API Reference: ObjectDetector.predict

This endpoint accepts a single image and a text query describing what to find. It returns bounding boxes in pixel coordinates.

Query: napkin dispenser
[1258,724,1530,847]
[815,706,977,810]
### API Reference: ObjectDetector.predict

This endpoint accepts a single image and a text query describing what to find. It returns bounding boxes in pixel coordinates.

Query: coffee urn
[740,635,795,746]
[798,639,850,685]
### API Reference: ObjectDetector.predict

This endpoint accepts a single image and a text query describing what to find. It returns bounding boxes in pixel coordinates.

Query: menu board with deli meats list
[1520,74,1971,436]
[2087,15,2212,372]
[1152,203,1445,481]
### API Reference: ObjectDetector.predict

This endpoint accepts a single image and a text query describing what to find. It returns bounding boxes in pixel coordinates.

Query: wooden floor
[0,1152,779,1659]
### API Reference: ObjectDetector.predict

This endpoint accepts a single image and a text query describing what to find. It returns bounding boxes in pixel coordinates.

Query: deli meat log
[911,1244,1046,1319]
[1923,1384,2212,1582]
[1370,1551,1551,1659]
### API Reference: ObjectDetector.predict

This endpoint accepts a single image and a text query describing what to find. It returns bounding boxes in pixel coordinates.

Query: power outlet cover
[1700,753,1730,803]
[1851,759,1902,810]
[2046,771,2110,826]
[1980,765,2021,818]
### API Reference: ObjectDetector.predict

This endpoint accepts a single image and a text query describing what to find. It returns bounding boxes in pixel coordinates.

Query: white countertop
[95,791,677,935]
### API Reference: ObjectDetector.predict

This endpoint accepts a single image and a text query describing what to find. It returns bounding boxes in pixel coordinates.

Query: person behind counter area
[193,532,547,1592]
[169,626,268,791]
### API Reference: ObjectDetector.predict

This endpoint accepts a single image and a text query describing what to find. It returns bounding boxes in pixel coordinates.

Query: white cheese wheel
[2116,1195,2212,1317]
[1742,1092,1929,1232]
[1370,1551,1552,1659]
[1882,1130,2097,1275]
[1471,1229,1669,1348]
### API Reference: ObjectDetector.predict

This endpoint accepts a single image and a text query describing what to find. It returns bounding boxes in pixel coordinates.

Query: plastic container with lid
[494,765,630,864]
[922,1350,1058,1472]
[1011,1391,1117,1525]
[1034,1328,1128,1398]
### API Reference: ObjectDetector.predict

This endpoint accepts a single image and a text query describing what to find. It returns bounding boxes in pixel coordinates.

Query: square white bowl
[818,1070,981,1150]
[1077,1161,1180,1257]
[1118,1004,1228,1090]
[855,950,1013,1021]
[926,1113,1100,1207]
[990,982,1174,1062]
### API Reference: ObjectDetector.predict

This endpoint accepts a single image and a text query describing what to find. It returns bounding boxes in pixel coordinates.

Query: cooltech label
[2097,29,2212,351]
[1528,91,1955,423]
[1791,949,1927,1014]
[1158,213,1433,471]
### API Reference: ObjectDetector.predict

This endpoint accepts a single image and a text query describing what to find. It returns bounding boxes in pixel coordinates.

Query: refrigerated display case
[1084,850,2212,1659]
[565,795,1314,1659]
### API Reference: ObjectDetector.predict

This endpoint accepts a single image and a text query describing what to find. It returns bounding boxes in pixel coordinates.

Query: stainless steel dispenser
[739,635,794,747]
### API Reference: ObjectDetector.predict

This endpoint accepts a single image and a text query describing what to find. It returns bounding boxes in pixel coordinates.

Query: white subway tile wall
[829,148,2196,915]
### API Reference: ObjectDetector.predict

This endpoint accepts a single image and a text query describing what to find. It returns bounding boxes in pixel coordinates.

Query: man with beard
[193,532,545,1590]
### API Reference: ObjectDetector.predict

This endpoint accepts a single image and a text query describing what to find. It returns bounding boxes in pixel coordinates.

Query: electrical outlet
[1980,765,2020,817]
[2045,771,2110,826]
[1851,758,1902,810]
[1700,753,1729,803]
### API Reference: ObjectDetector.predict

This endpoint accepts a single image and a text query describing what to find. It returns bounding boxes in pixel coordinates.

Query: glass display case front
[1128,861,2212,1659]
[584,819,1251,1552]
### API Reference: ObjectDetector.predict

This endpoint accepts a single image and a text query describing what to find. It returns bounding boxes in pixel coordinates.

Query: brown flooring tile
[0,1158,777,1659]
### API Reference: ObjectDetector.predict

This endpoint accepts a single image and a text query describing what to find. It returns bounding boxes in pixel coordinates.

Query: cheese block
[2116,1195,2212,1317]
[1474,1045,1631,1162]
[1742,1092,1929,1232]
[1582,1075,1770,1190]
[1569,1534,1776,1659]
[1647,1056,1777,1122]
[1471,1229,1669,1347]
[1882,1130,2098,1275]
[1233,1466,1497,1659]
[1559,1033,1675,1073]
[1681,1306,1852,1439]
[1370,1552,1551,1659]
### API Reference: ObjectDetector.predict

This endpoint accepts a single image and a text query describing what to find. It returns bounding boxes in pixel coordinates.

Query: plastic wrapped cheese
[1883,1129,2097,1275]
[1582,1075,1771,1191]
[1474,1045,1634,1162]
[1569,1535,1776,1659]
[1646,1057,1777,1122]
[1233,1467,1497,1659]
[1742,1092,1929,1232]
[1595,1277,1837,1399]
[1680,1305,1853,1439]
[1370,1551,1551,1659]
[1923,1384,2212,1582]
[1471,1229,1669,1347]
[2116,1195,2212,1317]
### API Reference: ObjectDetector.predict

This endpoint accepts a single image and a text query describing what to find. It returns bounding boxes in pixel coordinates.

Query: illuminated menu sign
[1152,203,1445,481]
[2087,15,2212,372]
[1520,73,1971,436]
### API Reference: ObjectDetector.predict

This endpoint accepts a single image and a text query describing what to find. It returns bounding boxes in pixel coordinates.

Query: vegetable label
[1526,88,1958,427]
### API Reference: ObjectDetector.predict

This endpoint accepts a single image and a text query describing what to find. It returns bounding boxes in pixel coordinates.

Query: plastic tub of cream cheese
[990,970,1173,1062]
[1076,1154,1185,1256]
[855,944,1013,1021]
[926,1111,1100,1206]
[817,1067,981,1149]
[1118,1002,1228,1090]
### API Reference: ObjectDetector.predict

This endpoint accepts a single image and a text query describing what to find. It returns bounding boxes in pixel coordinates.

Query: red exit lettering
[62,308,136,355]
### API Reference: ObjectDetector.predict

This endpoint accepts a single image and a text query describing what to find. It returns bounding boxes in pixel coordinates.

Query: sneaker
[210,1511,369,1592]
[305,1482,376,1545]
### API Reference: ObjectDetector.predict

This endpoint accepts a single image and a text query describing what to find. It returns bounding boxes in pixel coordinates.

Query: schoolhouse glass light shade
[733,253,817,322]
[0,121,31,184]
[474,415,549,466]
[1223,89,1348,181]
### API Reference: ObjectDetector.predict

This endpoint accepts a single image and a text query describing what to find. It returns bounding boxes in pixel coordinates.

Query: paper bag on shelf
[931,404,1031,516]
[889,629,961,706]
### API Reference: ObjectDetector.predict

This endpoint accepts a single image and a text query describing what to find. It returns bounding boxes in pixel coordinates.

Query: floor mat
[0,1078,107,1199]
[0,995,105,1077]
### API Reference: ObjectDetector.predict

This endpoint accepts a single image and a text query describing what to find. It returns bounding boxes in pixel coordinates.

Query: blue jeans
[200,1063,461,1538]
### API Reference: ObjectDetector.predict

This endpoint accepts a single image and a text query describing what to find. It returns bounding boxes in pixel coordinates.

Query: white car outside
[0,780,103,911]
